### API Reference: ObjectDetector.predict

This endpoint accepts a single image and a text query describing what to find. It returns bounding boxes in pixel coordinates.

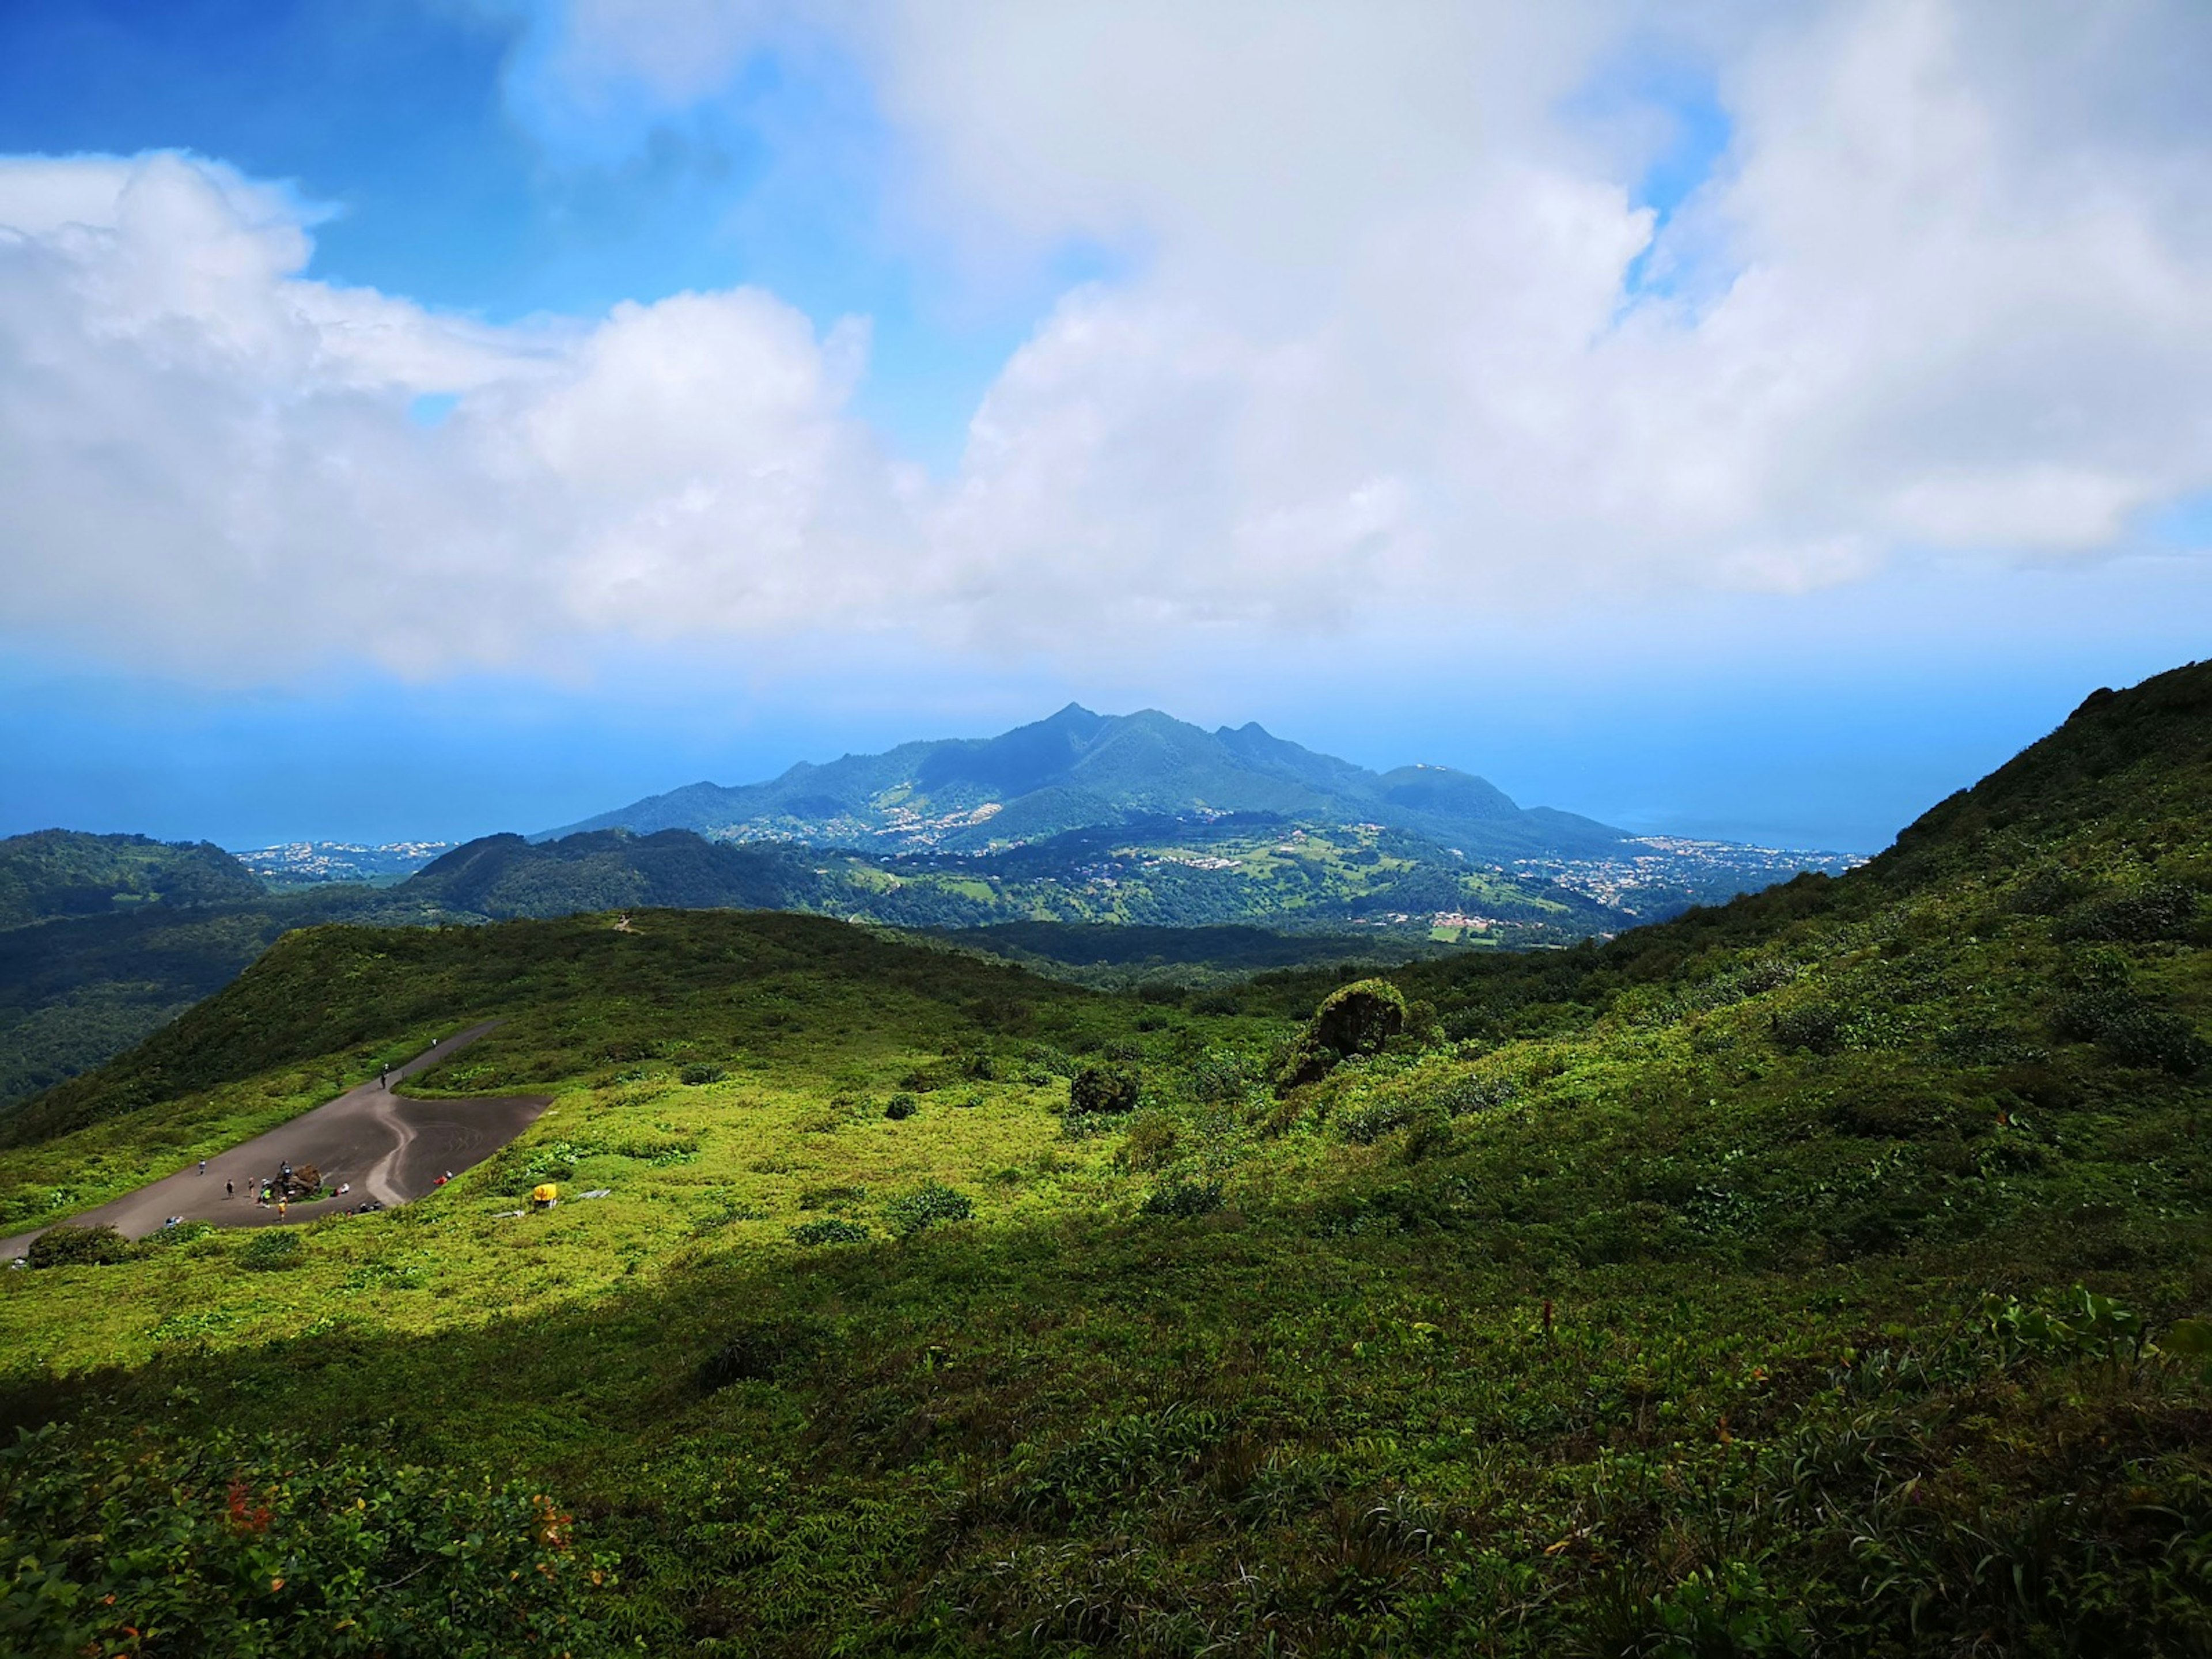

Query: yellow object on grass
[531,1183,559,1206]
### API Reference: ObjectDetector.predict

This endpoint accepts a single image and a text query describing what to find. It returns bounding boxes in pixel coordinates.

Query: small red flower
[225,1479,272,1534]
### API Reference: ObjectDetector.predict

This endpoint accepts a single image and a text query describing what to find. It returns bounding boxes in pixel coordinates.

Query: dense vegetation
[408,819,1641,941]
[0,816,1793,1117]
[2,663,2207,1654]
[0,830,264,929]
[0,884,463,1116]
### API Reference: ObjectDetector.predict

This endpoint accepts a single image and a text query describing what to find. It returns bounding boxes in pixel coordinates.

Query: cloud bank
[3,0,2211,680]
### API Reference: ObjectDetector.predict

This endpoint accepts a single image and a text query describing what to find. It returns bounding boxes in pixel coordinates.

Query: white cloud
[0,151,904,678]
[5,0,2212,681]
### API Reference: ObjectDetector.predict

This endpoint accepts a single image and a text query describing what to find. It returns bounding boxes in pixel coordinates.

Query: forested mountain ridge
[546,702,1637,858]
[4,662,2209,1656]
[0,830,264,929]
[399,830,820,919]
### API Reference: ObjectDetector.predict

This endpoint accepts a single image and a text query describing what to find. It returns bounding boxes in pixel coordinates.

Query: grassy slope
[2,665,2210,1655]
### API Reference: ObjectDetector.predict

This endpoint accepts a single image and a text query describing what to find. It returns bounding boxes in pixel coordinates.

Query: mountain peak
[543,703,1629,859]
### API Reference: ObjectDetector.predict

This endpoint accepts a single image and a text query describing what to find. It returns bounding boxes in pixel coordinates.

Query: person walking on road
[198,1160,207,1176]
[225,1179,234,1199]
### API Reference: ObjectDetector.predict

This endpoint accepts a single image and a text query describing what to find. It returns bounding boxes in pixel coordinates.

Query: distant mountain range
[0,709,1860,1116]
[545,703,1636,861]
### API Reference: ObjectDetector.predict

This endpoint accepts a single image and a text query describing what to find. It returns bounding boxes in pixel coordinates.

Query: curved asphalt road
[2,1023,550,1259]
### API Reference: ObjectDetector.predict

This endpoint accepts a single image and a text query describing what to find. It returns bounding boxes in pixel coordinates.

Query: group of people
[194,1157,348,1218]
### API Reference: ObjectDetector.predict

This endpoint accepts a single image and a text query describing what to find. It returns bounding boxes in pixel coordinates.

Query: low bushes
[238,1229,305,1271]
[698,1318,821,1388]
[790,1217,870,1245]
[2054,881,2203,944]
[0,1425,613,1657]
[1141,1175,1225,1219]
[24,1224,132,1268]
[2052,972,2207,1075]
[1770,1002,1846,1055]
[1069,1063,1141,1116]
[1118,1110,1179,1171]
[883,1180,974,1237]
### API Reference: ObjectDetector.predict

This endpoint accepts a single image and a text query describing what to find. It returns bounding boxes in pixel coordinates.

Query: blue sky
[1,1,2208,854]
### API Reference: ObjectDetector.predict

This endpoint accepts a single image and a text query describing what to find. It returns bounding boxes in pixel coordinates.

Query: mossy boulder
[1277,978,1407,1089]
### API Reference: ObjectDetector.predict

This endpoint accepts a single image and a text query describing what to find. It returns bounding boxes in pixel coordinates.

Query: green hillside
[0,785,1839,1118]
[0,814,1618,1122]
[400,828,825,918]
[2,664,2209,1656]
[0,885,469,1118]
[0,830,264,929]
[399,817,1641,941]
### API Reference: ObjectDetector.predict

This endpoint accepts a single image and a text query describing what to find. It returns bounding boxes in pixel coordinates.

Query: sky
[0,0,2207,855]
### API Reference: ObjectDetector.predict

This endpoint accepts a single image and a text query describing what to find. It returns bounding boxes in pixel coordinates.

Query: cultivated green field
[3,664,2211,1656]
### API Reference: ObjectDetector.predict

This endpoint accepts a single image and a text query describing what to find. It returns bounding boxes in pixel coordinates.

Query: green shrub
[1020,1043,1077,1081]
[790,1217,871,1245]
[1771,1002,1845,1055]
[884,1092,918,1120]
[679,1062,727,1086]
[1141,1176,1224,1219]
[2011,863,2093,916]
[0,1425,613,1657]
[1338,1100,1414,1144]
[1435,1074,1520,1115]
[1069,1062,1141,1116]
[1186,1047,1256,1103]
[1119,1109,1180,1171]
[239,1229,305,1271]
[501,1138,591,1190]
[689,1198,767,1234]
[25,1223,132,1268]
[698,1318,820,1388]
[1831,1090,1960,1139]
[883,1179,974,1237]
[798,1183,868,1211]
[2055,881,2203,943]
[2053,976,2207,1074]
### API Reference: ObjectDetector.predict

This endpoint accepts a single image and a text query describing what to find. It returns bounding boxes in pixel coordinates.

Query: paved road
[2,1023,550,1258]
